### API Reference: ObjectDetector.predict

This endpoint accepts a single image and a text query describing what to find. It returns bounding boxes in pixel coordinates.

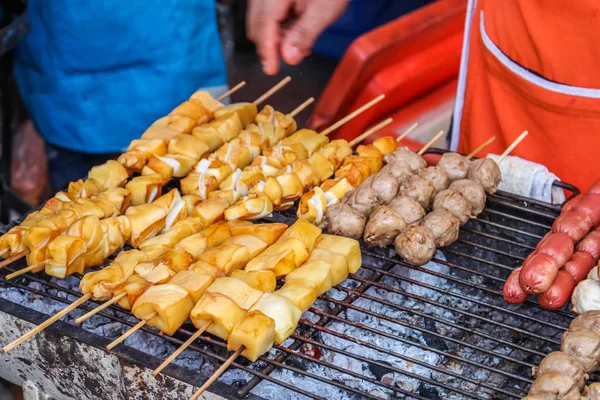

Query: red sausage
[574,194,600,226]
[562,251,596,283]
[537,270,576,311]
[519,253,559,294]
[552,211,593,242]
[535,232,552,250]
[575,230,600,260]
[503,267,528,304]
[537,233,574,267]
[562,196,581,213]
[588,179,600,195]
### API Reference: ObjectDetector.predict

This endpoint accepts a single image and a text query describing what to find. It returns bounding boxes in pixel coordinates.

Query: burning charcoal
[368,360,394,380]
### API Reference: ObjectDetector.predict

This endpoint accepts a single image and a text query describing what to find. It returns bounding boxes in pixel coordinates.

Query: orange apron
[451,0,600,193]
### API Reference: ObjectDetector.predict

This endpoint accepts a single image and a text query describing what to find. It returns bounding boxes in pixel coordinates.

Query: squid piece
[125,203,167,247]
[276,281,319,313]
[138,218,203,251]
[275,219,322,250]
[167,134,211,161]
[286,260,333,295]
[132,284,195,336]
[152,189,188,233]
[314,234,362,274]
[68,178,104,199]
[87,160,130,191]
[118,139,168,172]
[125,174,163,206]
[281,129,328,156]
[230,270,277,292]
[168,270,214,303]
[308,248,349,285]
[224,234,269,258]
[244,238,309,276]
[248,293,302,344]
[224,194,273,221]
[229,223,288,245]
[189,91,224,116]
[213,103,257,127]
[116,275,154,310]
[227,310,276,362]
[193,113,244,144]
[191,243,250,275]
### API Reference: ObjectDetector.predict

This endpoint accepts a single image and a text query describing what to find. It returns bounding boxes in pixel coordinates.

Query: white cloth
[486,154,565,204]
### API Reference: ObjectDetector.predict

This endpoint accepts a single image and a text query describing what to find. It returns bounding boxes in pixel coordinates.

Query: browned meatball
[398,175,436,209]
[569,311,600,336]
[370,173,400,203]
[433,189,472,225]
[419,166,450,192]
[468,158,501,194]
[384,147,427,171]
[422,209,459,247]
[561,328,600,372]
[586,383,600,400]
[528,371,582,400]
[363,206,407,247]
[380,160,413,182]
[449,179,486,216]
[388,196,426,226]
[324,203,366,240]
[437,152,471,181]
[343,187,384,217]
[394,225,436,266]
[535,352,587,390]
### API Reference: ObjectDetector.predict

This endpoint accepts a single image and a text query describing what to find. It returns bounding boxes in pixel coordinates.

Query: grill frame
[0,148,582,399]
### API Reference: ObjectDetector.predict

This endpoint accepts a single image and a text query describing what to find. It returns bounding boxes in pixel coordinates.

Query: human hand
[247,0,349,75]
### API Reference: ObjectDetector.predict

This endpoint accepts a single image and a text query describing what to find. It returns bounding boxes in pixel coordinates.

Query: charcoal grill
[0,148,581,399]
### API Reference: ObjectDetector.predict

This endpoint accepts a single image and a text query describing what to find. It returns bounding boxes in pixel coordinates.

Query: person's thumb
[281,0,348,65]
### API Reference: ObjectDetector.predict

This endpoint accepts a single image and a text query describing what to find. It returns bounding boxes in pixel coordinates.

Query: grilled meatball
[586,383,600,400]
[364,206,407,247]
[422,209,459,247]
[370,174,400,204]
[394,225,436,266]
[468,158,501,194]
[419,166,449,193]
[438,152,471,181]
[398,175,436,209]
[324,203,366,240]
[535,352,588,390]
[570,311,600,336]
[432,189,472,225]
[384,147,427,171]
[561,328,600,372]
[380,160,413,182]
[388,196,426,226]
[342,187,384,217]
[449,179,486,216]
[528,371,582,400]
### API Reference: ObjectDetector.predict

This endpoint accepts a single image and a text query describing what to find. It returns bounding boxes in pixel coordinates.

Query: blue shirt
[14,0,227,153]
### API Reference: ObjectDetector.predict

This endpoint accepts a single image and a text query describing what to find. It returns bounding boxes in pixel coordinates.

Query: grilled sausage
[562,195,582,213]
[537,232,574,267]
[552,210,593,242]
[538,270,575,311]
[576,229,600,260]
[563,251,596,283]
[418,166,450,192]
[394,226,436,266]
[589,179,600,195]
[503,267,528,304]
[561,328,600,372]
[437,152,470,181]
[519,253,559,294]
[575,194,600,226]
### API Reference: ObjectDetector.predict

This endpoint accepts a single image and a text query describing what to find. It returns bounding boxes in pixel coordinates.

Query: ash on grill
[0,180,579,400]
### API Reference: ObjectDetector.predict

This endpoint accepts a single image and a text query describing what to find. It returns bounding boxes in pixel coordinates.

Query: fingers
[280,0,349,66]
[247,0,292,76]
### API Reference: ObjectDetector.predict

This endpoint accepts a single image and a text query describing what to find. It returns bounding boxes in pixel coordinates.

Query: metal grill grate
[0,149,582,399]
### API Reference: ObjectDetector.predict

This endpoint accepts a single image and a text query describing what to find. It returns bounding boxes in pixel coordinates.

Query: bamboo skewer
[396,122,419,142]
[106,312,157,351]
[467,136,496,159]
[152,321,213,377]
[497,130,529,164]
[2,293,93,353]
[190,346,244,400]
[74,292,127,324]
[5,262,46,280]
[252,77,292,106]
[0,250,29,269]
[417,130,446,156]
[216,81,246,102]
[348,118,393,147]
[289,97,315,118]
[320,94,386,136]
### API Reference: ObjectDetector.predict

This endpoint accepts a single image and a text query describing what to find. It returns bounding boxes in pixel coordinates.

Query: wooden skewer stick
[497,130,529,164]
[74,292,127,324]
[190,346,245,400]
[289,97,315,118]
[396,122,419,142]
[106,312,157,351]
[216,81,246,102]
[252,77,292,106]
[417,130,445,156]
[320,94,386,137]
[5,261,46,280]
[467,136,496,159]
[152,320,213,377]
[2,293,93,353]
[0,250,29,269]
[348,118,393,147]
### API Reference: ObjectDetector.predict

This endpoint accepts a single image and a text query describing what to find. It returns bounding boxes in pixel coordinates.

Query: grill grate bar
[459,227,536,250]
[454,239,526,261]
[481,209,553,230]
[472,218,543,239]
